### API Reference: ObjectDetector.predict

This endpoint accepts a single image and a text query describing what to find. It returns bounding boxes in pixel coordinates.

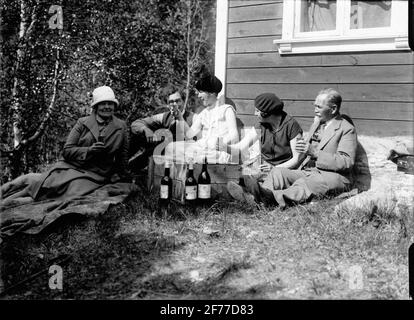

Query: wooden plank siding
[228,36,278,53]
[236,114,414,137]
[227,84,414,103]
[227,65,414,84]
[229,2,283,22]
[225,1,414,137]
[231,100,414,122]
[228,20,282,38]
[228,52,414,68]
[229,0,283,8]
[294,118,414,138]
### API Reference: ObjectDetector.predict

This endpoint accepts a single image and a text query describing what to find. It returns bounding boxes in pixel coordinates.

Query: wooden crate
[147,155,244,203]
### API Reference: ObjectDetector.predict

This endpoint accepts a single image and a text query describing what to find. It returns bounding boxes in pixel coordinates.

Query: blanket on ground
[0,165,138,238]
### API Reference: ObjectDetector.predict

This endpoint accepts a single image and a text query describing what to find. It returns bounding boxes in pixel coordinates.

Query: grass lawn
[1,182,412,300]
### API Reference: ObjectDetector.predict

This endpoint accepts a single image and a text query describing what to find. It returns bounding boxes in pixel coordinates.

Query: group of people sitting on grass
[1,73,357,212]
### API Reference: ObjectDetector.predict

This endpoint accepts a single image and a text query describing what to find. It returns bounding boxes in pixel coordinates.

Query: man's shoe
[260,187,278,207]
[226,181,256,206]
[243,175,277,207]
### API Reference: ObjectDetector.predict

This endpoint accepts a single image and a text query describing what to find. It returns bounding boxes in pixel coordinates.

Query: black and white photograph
[0,0,413,305]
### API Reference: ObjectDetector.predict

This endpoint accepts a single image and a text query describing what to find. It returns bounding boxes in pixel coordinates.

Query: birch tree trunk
[10,0,30,149]
[11,0,38,146]
[183,0,192,112]
[183,0,208,112]
[6,0,61,178]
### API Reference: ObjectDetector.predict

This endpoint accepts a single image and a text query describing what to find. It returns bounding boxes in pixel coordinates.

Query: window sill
[273,35,410,55]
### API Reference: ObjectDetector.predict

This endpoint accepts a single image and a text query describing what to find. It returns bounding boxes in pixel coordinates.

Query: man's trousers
[258,167,352,207]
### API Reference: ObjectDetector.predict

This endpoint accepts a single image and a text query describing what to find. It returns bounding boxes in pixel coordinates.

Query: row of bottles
[160,156,211,205]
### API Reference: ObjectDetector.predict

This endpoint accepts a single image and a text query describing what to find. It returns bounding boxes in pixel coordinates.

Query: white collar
[205,99,220,111]
[323,118,334,129]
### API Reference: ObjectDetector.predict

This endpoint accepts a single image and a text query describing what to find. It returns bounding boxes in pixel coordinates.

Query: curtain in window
[300,0,337,32]
[350,1,392,29]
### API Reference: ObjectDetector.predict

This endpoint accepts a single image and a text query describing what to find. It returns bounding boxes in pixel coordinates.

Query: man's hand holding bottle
[170,104,183,120]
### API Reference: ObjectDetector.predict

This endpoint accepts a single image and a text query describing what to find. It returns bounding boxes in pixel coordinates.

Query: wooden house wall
[226,0,414,137]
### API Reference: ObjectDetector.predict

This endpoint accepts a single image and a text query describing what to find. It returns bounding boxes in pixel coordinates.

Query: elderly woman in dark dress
[1,86,131,207]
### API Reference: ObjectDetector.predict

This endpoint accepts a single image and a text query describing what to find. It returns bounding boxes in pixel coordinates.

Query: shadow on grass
[3,179,410,300]
[0,197,255,299]
[134,264,285,300]
[0,188,186,299]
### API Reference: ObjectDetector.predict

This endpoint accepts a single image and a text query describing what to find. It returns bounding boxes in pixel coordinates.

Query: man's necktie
[311,123,325,143]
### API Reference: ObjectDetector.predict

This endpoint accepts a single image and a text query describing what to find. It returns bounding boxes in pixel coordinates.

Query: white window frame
[274,0,410,55]
[215,0,228,98]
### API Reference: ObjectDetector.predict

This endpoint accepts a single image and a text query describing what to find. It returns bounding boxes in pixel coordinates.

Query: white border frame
[215,0,229,99]
[274,0,410,55]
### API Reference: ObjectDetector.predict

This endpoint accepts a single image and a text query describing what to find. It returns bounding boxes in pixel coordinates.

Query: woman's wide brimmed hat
[91,86,119,108]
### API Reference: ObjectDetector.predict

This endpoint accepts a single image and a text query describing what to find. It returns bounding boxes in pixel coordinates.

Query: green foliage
[0,0,215,178]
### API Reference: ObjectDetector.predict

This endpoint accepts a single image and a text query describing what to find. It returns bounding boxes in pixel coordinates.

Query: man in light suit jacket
[227,88,357,209]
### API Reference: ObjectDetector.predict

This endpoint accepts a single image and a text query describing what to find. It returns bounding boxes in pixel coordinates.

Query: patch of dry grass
[0,188,412,300]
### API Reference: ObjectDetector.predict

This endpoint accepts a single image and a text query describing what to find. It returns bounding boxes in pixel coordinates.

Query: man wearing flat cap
[221,92,303,176]
[227,88,357,209]
[165,74,239,164]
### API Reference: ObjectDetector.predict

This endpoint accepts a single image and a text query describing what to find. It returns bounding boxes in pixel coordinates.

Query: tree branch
[11,0,39,149]
[61,88,89,107]
[20,49,61,147]
[24,0,39,42]
[183,0,192,111]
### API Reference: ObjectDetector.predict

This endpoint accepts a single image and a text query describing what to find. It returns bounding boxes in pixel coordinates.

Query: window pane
[300,0,337,32]
[350,1,392,29]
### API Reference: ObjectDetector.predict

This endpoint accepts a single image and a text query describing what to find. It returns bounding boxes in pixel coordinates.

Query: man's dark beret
[255,93,284,114]
[195,75,223,94]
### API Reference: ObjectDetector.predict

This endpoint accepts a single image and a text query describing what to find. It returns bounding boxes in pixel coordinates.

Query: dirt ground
[1,183,412,300]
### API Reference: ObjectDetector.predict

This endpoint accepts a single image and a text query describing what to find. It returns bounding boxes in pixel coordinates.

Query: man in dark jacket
[129,87,194,170]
